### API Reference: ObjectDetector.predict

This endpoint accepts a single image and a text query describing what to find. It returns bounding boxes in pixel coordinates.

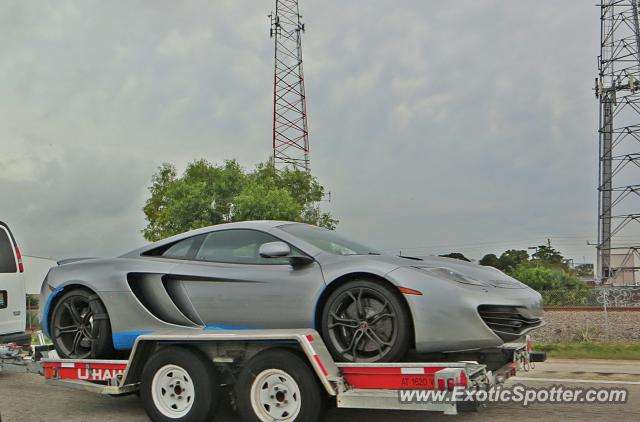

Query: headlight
[415,266,489,286]
[482,266,528,288]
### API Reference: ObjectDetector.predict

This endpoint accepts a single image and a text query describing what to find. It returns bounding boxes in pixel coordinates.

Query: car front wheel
[321,279,411,362]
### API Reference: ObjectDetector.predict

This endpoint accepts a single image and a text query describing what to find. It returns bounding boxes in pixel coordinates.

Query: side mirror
[259,241,314,267]
[259,241,292,258]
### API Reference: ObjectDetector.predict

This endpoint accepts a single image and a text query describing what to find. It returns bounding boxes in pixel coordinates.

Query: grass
[535,341,640,360]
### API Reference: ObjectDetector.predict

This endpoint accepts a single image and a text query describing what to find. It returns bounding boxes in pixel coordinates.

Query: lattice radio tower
[269,0,310,171]
[596,0,640,283]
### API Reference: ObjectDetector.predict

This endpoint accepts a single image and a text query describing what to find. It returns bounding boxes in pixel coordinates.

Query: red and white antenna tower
[270,0,310,171]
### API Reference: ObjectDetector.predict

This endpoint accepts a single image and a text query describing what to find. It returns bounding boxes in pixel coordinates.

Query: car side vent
[478,305,543,341]
[162,276,204,326]
[127,273,200,327]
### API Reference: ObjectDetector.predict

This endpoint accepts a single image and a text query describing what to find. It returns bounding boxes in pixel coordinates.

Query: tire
[140,346,219,422]
[320,279,411,362]
[235,348,324,422]
[49,288,115,359]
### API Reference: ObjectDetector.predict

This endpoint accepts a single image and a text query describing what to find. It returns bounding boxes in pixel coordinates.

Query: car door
[0,222,26,336]
[171,229,325,329]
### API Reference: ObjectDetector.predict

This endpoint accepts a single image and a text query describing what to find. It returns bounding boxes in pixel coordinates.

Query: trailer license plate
[0,290,6,309]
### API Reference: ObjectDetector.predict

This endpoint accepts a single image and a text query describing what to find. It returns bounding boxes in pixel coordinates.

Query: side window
[195,229,295,264]
[0,229,17,273]
[161,235,202,259]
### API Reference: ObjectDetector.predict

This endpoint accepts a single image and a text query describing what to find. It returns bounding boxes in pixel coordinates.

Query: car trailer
[39,328,546,422]
[1,331,51,374]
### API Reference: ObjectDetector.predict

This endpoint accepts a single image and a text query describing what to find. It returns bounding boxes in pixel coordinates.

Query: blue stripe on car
[112,326,255,350]
[311,286,327,329]
[112,331,154,350]
[42,286,65,338]
[204,325,254,331]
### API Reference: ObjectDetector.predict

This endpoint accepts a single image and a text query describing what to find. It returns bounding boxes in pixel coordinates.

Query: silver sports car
[40,221,544,363]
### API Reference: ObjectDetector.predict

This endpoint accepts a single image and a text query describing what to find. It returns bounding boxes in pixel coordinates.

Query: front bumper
[386,267,544,353]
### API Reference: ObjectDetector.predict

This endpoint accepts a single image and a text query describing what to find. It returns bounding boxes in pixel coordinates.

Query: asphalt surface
[0,359,638,421]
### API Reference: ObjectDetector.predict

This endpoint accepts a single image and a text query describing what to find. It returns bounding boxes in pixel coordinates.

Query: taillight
[15,246,24,273]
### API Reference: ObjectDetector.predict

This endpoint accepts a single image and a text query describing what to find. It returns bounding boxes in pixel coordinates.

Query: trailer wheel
[140,346,219,422]
[235,349,324,422]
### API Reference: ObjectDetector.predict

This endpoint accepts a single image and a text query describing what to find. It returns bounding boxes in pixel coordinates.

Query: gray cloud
[0,1,601,263]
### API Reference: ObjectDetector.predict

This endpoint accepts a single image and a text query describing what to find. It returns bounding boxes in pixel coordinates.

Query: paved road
[1,359,638,421]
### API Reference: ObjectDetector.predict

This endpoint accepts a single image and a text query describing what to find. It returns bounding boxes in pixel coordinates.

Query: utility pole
[595,1,640,283]
[269,0,310,171]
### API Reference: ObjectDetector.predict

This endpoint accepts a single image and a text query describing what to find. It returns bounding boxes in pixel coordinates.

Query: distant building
[604,253,639,286]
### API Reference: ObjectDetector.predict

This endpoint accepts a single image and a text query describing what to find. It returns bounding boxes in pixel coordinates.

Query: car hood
[380,254,528,289]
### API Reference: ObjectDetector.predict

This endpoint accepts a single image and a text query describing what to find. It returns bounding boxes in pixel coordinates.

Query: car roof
[121,220,298,257]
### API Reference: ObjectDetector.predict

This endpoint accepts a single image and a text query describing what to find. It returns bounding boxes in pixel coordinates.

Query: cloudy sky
[0,1,601,263]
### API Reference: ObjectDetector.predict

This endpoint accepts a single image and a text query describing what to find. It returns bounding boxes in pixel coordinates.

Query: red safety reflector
[15,246,24,273]
[458,371,468,388]
[44,366,57,379]
[398,287,423,295]
[306,334,314,343]
[313,355,328,377]
[438,378,446,390]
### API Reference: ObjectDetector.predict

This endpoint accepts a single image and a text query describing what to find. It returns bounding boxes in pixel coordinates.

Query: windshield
[279,224,380,256]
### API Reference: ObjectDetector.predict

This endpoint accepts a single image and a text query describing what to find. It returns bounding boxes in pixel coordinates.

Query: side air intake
[127,273,201,327]
[478,305,543,341]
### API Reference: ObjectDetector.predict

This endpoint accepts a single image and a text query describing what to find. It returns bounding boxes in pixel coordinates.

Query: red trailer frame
[39,328,542,420]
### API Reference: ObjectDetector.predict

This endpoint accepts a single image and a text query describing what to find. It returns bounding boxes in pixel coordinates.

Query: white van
[0,221,29,346]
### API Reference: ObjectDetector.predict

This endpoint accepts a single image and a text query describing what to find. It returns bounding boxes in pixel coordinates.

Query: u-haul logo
[77,367,124,381]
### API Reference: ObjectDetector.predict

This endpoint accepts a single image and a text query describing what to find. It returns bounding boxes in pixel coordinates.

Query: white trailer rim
[151,364,195,418]
[250,369,302,422]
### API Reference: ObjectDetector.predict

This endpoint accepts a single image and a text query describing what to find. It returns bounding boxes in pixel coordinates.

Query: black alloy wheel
[50,289,114,359]
[321,280,410,362]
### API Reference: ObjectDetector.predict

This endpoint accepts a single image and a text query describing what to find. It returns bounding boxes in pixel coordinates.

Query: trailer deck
[38,328,544,421]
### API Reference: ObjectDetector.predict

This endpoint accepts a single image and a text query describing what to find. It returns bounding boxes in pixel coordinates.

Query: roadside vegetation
[535,342,640,360]
[437,243,591,303]
[477,244,587,293]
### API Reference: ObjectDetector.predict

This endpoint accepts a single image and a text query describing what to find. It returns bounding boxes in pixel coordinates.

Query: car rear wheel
[50,288,114,359]
[321,279,411,362]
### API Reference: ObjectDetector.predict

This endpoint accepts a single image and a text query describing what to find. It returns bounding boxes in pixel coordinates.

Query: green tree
[532,244,568,271]
[498,249,530,274]
[510,265,586,291]
[479,253,500,268]
[142,159,338,241]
